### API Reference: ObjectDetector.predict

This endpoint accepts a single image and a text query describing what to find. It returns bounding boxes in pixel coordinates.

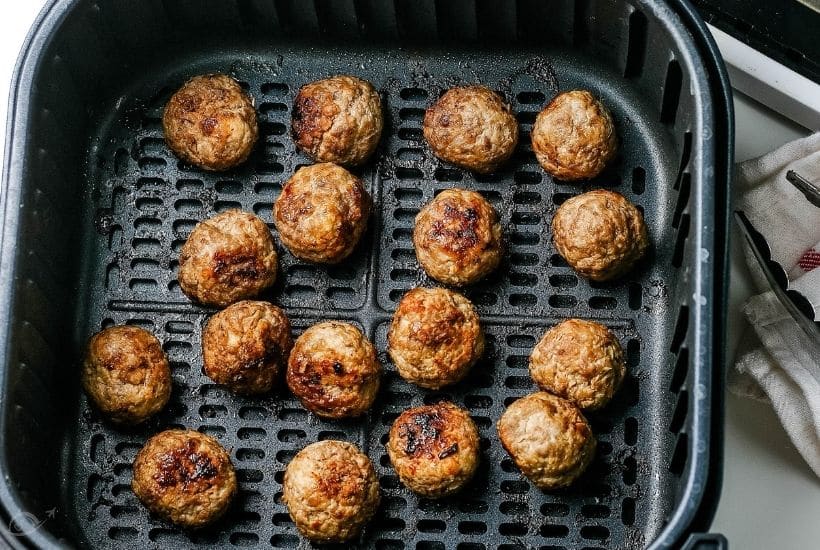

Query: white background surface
[0,2,818,548]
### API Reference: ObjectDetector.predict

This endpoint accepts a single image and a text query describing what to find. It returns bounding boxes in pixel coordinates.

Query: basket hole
[498,522,526,536]
[399,107,425,121]
[239,405,270,421]
[270,534,299,547]
[393,207,418,221]
[215,200,242,212]
[581,525,610,541]
[459,499,488,513]
[511,212,540,226]
[624,417,639,446]
[509,294,537,307]
[513,191,541,205]
[172,219,197,238]
[467,291,497,306]
[670,305,689,353]
[500,500,528,515]
[541,502,570,517]
[627,339,640,368]
[589,296,617,310]
[230,532,259,546]
[395,187,423,201]
[548,274,577,289]
[500,480,529,494]
[108,527,138,541]
[396,167,423,180]
[400,87,428,101]
[550,254,568,268]
[670,390,689,433]
[506,355,528,369]
[166,320,193,334]
[517,91,545,105]
[622,497,636,525]
[236,448,265,462]
[458,521,487,535]
[393,228,413,242]
[318,430,347,441]
[129,278,157,292]
[514,170,541,185]
[507,334,535,348]
[670,347,689,392]
[199,425,226,438]
[199,404,227,419]
[464,395,493,409]
[510,231,539,246]
[237,427,267,441]
[628,282,643,310]
[398,127,423,141]
[672,173,691,228]
[624,10,648,78]
[581,504,610,519]
[622,455,638,486]
[377,540,405,550]
[669,432,688,475]
[671,213,690,267]
[660,60,683,125]
[276,429,306,443]
[539,524,569,538]
[632,166,646,195]
[676,132,693,183]
[549,294,577,308]
[278,407,308,422]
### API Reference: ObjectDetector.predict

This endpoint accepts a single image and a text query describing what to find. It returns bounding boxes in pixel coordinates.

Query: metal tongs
[733,170,820,343]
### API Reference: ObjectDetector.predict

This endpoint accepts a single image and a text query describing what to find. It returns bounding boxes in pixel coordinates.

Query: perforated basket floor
[66,38,697,550]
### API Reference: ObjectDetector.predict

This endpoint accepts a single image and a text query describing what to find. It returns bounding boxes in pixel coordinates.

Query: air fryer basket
[0,0,732,549]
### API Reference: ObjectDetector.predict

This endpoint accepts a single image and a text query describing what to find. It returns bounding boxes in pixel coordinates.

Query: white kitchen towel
[733,132,820,478]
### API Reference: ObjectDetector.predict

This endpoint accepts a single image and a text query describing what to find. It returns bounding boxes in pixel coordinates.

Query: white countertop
[0,2,818,548]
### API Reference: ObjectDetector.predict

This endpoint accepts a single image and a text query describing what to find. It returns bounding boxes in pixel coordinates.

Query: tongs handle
[787,170,820,208]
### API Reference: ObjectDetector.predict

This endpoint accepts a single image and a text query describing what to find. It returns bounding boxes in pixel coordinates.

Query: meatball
[82,326,171,425]
[286,322,381,419]
[163,74,258,171]
[387,287,484,389]
[387,402,480,497]
[531,90,617,181]
[530,319,625,410]
[178,209,278,307]
[423,85,519,174]
[283,440,380,543]
[131,429,236,528]
[413,189,503,286]
[292,75,383,166]
[202,300,292,395]
[497,392,595,490]
[551,190,648,281]
[273,163,371,263]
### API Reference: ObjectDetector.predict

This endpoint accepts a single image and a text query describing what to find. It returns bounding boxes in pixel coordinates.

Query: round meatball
[413,189,503,286]
[497,392,595,490]
[530,319,625,410]
[387,287,484,389]
[178,209,278,307]
[552,190,648,281]
[82,326,171,425]
[273,163,371,263]
[286,322,381,419]
[283,440,380,543]
[163,74,258,171]
[423,86,519,174]
[531,90,617,181]
[387,402,480,497]
[292,75,383,166]
[202,300,292,395]
[132,429,236,528]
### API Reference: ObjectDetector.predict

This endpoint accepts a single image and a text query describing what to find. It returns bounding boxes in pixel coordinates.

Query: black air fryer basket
[0,0,732,548]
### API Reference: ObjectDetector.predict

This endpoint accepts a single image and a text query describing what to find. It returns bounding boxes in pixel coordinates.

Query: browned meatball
[202,300,292,395]
[551,190,648,282]
[530,319,625,410]
[283,440,380,543]
[82,326,171,425]
[292,75,383,166]
[178,209,278,307]
[423,86,519,174]
[414,189,503,286]
[286,322,381,419]
[387,287,484,389]
[497,392,595,490]
[163,74,258,171]
[531,90,617,181]
[387,402,480,497]
[131,429,237,528]
[273,163,371,263]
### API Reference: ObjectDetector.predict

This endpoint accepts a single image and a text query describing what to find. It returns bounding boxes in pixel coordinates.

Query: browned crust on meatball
[413,189,503,286]
[178,209,278,307]
[283,440,380,543]
[551,190,648,282]
[292,75,383,167]
[387,402,480,497]
[497,392,595,490]
[82,325,171,425]
[530,319,625,410]
[132,429,237,528]
[531,90,617,181]
[423,86,519,174]
[387,287,484,389]
[163,74,258,171]
[273,163,372,263]
[286,322,381,419]
[202,300,292,395]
